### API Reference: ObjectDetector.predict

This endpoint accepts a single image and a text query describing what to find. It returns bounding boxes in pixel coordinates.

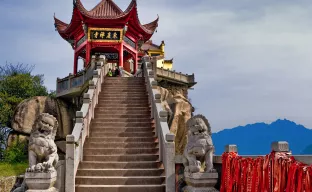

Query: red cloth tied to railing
[220,151,312,192]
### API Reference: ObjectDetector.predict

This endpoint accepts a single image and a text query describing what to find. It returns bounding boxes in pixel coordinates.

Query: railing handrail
[122,69,134,77]
[56,58,101,96]
[65,57,108,192]
[142,56,175,192]
[156,67,196,84]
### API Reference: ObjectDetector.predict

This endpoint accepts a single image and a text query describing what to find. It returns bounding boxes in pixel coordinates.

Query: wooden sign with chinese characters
[88,28,123,42]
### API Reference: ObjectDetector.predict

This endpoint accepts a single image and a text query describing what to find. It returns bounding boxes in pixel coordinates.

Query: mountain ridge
[212,119,312,155]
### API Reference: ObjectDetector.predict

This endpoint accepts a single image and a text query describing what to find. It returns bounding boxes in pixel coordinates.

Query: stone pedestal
[25,171,58,192]
[183,172,219,192]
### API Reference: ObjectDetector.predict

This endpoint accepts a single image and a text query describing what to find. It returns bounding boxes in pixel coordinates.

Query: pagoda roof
[141,40,162,51]
[143,17,159,32]
[54,0,158,41]
[76,0,128,19]
[164,58,173,63]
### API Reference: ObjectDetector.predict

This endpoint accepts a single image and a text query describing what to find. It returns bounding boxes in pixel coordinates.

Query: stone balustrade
[156,67,196,85]
[213,142,312,165]
[142,56,176,192]
[175,141,312,165]
[56,56,106,98]
[65,57,108,192]
[174,141,312,191]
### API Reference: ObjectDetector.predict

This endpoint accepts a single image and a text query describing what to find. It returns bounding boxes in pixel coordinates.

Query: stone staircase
[75,77,166,192]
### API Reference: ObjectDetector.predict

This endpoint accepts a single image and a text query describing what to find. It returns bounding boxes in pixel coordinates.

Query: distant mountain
[212,119,312,155]
[301,144,312,155]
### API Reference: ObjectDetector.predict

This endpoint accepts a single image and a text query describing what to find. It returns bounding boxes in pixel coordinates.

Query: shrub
[3,140,28,164]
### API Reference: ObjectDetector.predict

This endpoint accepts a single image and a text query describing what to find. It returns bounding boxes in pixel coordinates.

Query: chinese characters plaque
[88,28,123,42]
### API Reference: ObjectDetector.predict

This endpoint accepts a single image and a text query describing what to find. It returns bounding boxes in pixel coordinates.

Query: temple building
[54,0,159,75]
[55,0,196,101]
[140,40,173,70]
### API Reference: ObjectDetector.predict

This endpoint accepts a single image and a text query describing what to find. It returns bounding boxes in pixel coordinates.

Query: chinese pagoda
[54,0,159,74]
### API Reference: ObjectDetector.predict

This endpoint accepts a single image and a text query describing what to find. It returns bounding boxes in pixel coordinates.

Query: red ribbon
[220,151,312,192]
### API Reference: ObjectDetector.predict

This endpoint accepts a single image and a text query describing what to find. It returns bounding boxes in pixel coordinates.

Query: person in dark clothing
[112,66,117,77]
[140,61,144,77]
[115,66,120,77]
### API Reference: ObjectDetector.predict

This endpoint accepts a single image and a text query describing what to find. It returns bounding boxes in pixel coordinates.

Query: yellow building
[140,40,173,70]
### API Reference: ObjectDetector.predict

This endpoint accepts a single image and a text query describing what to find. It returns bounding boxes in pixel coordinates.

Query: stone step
[94,113,151,117]
[83,148,159,155]
[104,78,144,81]
[89,132,155,138]
[99,93,148,96]
[90,127,154,133]
[103,82,145,84]
[94,111,150,116]
[84,142,158,149]
[102,85,146,88]
[79,161,161,169]
[96,103,149,107]
[91,122,152,127]
[95,107,150,112]
[103,80,144,82]
[100,89,146,92]
[92,118,151,123]
[86,137,156,143]
[98,95,148,99]
[95,106,150,110]
[91,125,153,129]
[97,100,148,104]
[76,176,165,185]
[98,96,148,100]
[99,89,146,92]
[82,154,159,162]
[76,168,164,177]
[75,184,165,192]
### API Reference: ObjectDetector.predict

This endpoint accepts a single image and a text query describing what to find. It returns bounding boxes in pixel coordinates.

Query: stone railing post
[225,144,238,153]
[83,93,91,138]
[96,62,103,82]
[68,73,73,89]
[93,70,100,104]
[153,93,161,120]
[271,141,289,153]
[165,133,175,192]
[76,111,84,162]
[65,135,75,192]
[159,110,167,161]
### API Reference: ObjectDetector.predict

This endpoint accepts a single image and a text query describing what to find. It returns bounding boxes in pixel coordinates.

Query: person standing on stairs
[107,68,113,77]
[112,66,117,77]
[115,66,120,77]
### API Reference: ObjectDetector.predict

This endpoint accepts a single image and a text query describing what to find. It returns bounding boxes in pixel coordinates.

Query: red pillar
[134,52,138,74]
[86,42,91,67]
[73,52,78,75]
[119,43,123,67]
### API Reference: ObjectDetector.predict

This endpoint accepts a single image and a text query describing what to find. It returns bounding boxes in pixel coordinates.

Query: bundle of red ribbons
[220,151,312,192]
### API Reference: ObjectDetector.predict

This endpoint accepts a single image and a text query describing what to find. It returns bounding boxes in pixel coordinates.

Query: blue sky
[0,0,312,132]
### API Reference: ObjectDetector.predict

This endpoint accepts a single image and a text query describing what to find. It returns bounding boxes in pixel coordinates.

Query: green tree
[0,63,52,157]
[0,62,34,78]
[0,73,49,127]
[0,73,48,101]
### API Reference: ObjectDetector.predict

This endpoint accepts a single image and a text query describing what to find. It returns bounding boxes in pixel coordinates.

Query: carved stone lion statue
[26,113,59,173]
[182,114,215,173]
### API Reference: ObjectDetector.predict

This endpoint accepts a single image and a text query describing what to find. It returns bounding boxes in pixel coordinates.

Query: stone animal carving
[26,113,59,173]
[182,114,215,173]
